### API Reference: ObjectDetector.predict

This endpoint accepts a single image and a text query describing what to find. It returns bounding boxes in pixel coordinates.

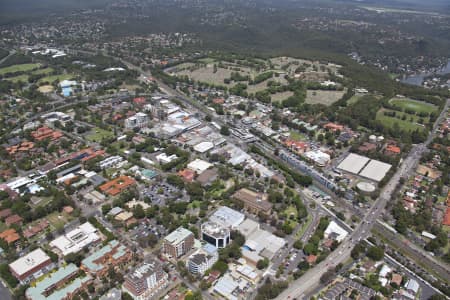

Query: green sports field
[38,74,75,84]
[389,98,438,114]
[376,108,426,132]
[0,63,41,76]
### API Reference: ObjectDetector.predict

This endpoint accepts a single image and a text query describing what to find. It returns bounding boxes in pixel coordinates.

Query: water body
[400,59,450,86]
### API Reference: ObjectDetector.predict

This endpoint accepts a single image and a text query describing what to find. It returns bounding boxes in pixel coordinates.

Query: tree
[293,240,303,250]
[320,269,335,284]
[122,292,134,300]
[133,204,145,219]
[0,264,18,288]
[212,260,229,274]
[367,246,384,261]
[185,290,203,300]
[351,242,366,260]
[428,294,447,300]
[220,125,230,136]
[256,258,269,270]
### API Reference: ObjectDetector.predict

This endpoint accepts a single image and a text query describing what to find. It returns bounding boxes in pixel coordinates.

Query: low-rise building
[81,240,132,277]
[232,188,272,216]
[99,176,136,196]
[26,263,92,300]
[9,249,54,284]
[0,228,20,244]
[50,222,100,256]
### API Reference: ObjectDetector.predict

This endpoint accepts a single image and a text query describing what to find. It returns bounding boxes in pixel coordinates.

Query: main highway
[70,48,450,298]
[275,98,449,299]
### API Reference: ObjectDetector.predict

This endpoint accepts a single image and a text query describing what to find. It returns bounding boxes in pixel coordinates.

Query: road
[275,98,449,299]
[69,48,450,298]
[0,50,15,65]
[374,221,450,283]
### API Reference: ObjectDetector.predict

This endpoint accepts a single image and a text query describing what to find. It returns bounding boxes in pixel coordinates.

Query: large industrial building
[237,218,286,264]
[337,153,392,182]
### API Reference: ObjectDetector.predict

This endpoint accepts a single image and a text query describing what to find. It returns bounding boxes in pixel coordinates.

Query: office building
[201,221,230,248]
[163,227,194,259]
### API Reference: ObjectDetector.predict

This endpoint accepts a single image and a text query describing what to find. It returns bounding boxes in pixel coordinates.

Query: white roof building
[210,206,245,229]
[304,150,331,167]
[187,159,213,174]
[405,279,420,294]
[337,153,370,174]
[238,219,286,259]
[213,275,239,300]
[324,221,349,242]
[156,153,178,164]
[338,153,391,182]
[9,249,52,282]
[359,159,391,182]
[379,264,392,278]
[50,222,100,256]
[193,141,214,153]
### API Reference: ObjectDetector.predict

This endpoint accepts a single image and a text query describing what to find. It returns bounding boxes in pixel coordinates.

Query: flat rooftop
[50,222,100,256]
[164,227,193,245]
[337,153,370,174]
[359,159,391,182]
[9,248,50,277]
[210,206,245,229]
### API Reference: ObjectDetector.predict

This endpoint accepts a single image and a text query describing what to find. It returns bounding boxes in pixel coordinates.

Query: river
[400,59,450,86]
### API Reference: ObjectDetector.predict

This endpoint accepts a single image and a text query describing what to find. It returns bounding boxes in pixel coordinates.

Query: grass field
[271,91,294,102]
[4,74,29,83]
[295,214,313,239]
[0,63,40,76]
[47,211,73,231]
[38,74,75,84]
[32,67,54,75]
[289,130,306,141]
[86,127,115,142]
[305,89,345,106]
[176,65,235,86]
[197,58,216,64]
[347,94,363,105]
[284,205,298,228]
[390,98,438,114]
[376,108,426,132]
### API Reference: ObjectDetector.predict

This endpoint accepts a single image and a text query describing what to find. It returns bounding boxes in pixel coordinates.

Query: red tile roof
[99,175,136,196]
[0,229,20,244]
[5,214,23,226]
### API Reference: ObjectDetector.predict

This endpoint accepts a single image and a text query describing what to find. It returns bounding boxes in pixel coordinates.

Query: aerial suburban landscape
[0,0,449,300]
